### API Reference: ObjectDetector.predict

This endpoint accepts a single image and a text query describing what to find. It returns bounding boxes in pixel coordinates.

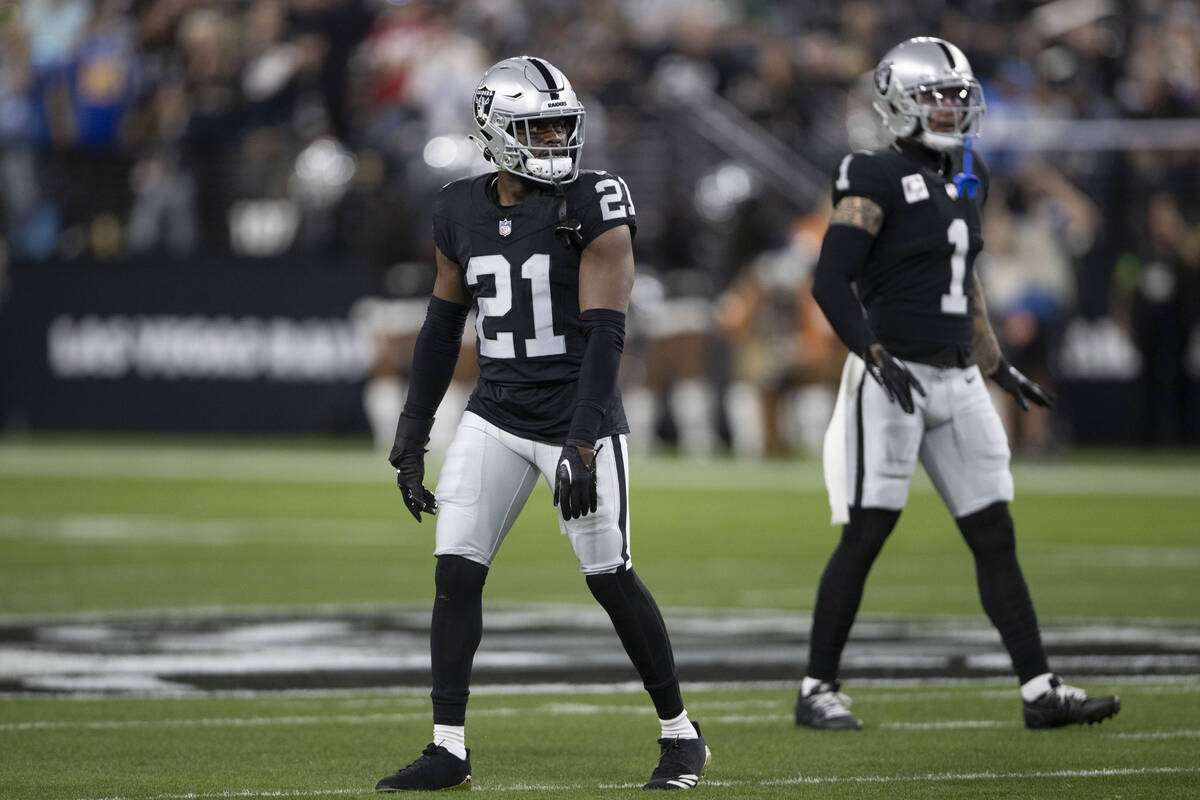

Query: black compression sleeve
[811,224,879,359]
[401,296,470,420]
[566,308,625,448]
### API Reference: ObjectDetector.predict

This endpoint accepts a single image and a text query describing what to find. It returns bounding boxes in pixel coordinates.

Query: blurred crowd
[2,0,1198,449]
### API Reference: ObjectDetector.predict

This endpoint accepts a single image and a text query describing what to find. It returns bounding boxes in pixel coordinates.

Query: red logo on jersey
[498,218,512,237]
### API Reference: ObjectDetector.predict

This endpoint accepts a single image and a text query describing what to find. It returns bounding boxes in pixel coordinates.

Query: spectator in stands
[978,168,1089,454]
[1131,191,1200,444]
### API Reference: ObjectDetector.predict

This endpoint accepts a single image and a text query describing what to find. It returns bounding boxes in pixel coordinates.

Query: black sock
[586,568,683,720]
[956,501,1049,684]
[807,507,900,682]
[430,555,489,726]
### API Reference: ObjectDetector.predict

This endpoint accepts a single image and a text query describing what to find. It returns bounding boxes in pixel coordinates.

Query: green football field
[1,438,1198,799]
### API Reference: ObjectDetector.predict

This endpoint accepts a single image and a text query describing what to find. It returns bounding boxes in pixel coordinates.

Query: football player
[796,38,1120,731]
[375,57,710,792]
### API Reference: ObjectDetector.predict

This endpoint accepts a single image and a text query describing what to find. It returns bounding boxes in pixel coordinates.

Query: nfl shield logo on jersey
[498,218,512,237]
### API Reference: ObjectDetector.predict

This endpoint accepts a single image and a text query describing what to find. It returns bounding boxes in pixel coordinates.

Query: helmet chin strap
[553,179,583,250]
[467,134,489,159]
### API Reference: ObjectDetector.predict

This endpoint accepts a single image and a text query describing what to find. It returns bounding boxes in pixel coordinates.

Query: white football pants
[434,411,633,575]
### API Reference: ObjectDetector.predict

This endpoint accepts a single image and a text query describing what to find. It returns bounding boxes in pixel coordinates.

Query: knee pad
[434,554,488,599]
[957,501,1016,558]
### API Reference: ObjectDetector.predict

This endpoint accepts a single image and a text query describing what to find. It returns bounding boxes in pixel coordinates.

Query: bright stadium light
[423,136,458,169]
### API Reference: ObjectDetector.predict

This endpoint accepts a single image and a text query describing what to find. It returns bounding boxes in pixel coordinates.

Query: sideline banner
[2,258,380,433]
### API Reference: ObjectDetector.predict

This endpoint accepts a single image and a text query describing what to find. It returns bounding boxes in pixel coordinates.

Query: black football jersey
[831,140,990,366]
[433,169,636,442]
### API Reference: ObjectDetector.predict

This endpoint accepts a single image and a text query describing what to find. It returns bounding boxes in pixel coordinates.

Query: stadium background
[1,0,1198,450]
[2,2,1200,798]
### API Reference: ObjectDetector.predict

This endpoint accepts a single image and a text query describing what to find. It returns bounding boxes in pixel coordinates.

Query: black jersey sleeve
[830,151,895,214]
[431,180,467,260]
[571,170,637,249]
[815,151,896,358]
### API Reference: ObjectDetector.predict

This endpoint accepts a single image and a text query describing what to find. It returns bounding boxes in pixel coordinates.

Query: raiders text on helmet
[469,56,586,184]
[872,37,986,152]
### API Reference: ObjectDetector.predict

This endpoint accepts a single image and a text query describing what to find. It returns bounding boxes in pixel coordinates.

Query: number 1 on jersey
[521,254,566,356]
[941,218,969,315]
[835,154,853,191]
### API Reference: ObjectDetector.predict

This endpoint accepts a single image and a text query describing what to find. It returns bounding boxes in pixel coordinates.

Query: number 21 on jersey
[465,177,635,360]
[595,177,635,220]
[466,254,566,359]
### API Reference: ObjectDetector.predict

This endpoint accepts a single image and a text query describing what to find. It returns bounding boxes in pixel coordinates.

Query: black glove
[389,413,437,523]
[864,344,926,414]
[989,359,1056,411]
[553,443,601,521]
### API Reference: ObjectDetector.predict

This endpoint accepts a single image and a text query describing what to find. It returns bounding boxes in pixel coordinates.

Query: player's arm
[973,280,1055,411]
[578,223,634,312]
[811,196,882,358]
[970,279,1002,377]
[811,195,924,413]
[554,224,633,520]
[390,247,471,522]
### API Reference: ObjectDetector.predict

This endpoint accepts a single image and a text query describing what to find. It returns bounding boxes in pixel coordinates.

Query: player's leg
[799,506,899,731]
[956,502,1048,682]
[801,365,923,729]
[537,434,710,789]
[923,367,1118,729]
[377,413,539,792]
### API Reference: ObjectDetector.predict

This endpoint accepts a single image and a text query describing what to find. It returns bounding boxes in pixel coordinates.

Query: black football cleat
[795,681,863,730]
[1024,676,1120,730]
[375,743,471,792]
[643,722,711,790]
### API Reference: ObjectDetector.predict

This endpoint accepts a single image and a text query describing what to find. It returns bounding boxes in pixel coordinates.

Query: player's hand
[553,443,600,521]
[389,414,438,523]
[864,344,925,414]
[989,359,1056,411]
[395,461,437,523]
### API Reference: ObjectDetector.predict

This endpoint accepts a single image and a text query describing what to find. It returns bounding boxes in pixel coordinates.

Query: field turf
[1,438,1198,799]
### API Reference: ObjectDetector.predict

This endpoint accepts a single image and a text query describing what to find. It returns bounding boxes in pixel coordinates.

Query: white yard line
[0,514,401,544]
[82,792,364,800]
[2,600,1196,631]
[3,444,1199,496]
[8,510,1200,573]
[0,708,520,732]
[880,720,1016,730]
[757,766,1200,786]
[3,700,1190,735]
[73,766,1200,800]
[2,673,1195,702]
[1109,729,1200,739]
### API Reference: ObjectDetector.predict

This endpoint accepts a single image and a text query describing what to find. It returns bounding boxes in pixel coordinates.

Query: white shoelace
[1055,683,1087,701]
[810,690,854,716]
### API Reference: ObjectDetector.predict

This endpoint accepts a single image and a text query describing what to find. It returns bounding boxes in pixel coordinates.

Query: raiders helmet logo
[474,88,495,126]
[874,62,892,95]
